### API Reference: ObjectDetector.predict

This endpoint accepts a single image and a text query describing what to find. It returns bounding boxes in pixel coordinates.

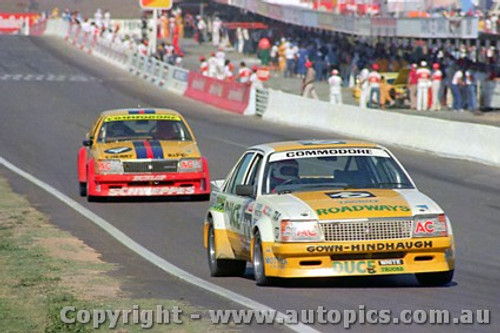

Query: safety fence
[48,18,500,166]
[59,19,253,114]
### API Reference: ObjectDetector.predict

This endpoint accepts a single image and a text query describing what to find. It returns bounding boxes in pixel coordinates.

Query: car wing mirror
[236,184,255,197]
[82,139,93,147]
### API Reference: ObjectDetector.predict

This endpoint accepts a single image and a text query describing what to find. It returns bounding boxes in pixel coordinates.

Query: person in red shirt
[416,61,431,111]
[430,63,443,111]
[368,63,381,108]
[407,63,418,110]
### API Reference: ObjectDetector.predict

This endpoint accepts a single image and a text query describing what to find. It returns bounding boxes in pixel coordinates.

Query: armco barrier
[184,72,251,114]
[165,65,189,95]
[262,89,500,166]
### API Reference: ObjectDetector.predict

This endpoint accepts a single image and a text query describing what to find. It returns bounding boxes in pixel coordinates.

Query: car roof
[99,108,183,117]
[250,140,381,154]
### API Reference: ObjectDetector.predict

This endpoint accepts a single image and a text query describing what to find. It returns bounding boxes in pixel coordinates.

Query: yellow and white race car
[78,108,210,200]
[203,140,454,286]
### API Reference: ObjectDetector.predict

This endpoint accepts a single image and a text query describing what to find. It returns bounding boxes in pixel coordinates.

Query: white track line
[0,156,319,333]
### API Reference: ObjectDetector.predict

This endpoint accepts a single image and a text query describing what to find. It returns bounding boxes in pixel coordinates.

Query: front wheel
[253,231,274,286]
[207,224,246,277]
[79,182,87,197]
[415,270,454,287]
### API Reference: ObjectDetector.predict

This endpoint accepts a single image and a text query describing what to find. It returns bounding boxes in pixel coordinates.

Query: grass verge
[0,176,222,332]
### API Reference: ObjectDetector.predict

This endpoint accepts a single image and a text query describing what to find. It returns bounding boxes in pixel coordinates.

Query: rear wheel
[79,182,87,197]
[253,231,274,286]
[416,270,454,287]
[207,224,246,277]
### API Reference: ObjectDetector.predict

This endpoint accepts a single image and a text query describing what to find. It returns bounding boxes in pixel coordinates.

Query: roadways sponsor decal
[108,186,194,196]
[327,191,376,199]
[316,205,411,216]
[306,241,433,253]
[269,148,389,162]
[103,114,181,122]
[104,147,132,154]
[292,189,413,219]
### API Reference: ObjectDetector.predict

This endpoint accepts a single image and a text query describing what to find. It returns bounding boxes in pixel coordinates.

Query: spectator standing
[380,76,395,109]
[358,67,370,109]
[465,70,478,113]
[249,65,264,89]
[236,28,244,53]
[284,44,296,78]
[407,63,418,109]
[215,48,226,80]
[367,64,381,108]
[328,69,343,105]
[451,69,464,112]
[302,61,318,99]
[238,62,252,83]
[270,42,279,70]
[430,63,443,111]
[199,56,208,76]
[416,61,431,111]
[212,17,222,46]
[103,9,111,30]
[207,52,217,78]
[297,44,308,79]
[223,60,234,81]
[196,16,206,44]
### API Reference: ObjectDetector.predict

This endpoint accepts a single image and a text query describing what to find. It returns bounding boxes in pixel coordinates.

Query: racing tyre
[207,224,246,277]
[79,182,87,197]
[416,270,454,287]
[253,231,275,286]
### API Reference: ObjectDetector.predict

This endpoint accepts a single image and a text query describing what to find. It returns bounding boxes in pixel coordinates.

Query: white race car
[203,140,455,286]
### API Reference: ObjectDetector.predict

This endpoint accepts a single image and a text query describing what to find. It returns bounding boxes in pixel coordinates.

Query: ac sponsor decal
[306,240,433,253]
[104,147,132,154]
[327,191,375,199]
[108,186,194,196]
[104,114,181,122]
[316,204,411,216]
[270,148,389,162]
[414,220,434,234]
[333,260,376,275]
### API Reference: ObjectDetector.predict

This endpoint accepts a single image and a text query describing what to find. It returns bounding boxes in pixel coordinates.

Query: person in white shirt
[199,56,208,76]
[430,63,443,111]
[207,52,217,78]
[451,69,464,112]
[249,65,263,89]
[103,10,111,30]
[238,62,252,83]
[223,60,234,81]
[416,61,431,111]
[328,69,343,105]
[196,16,206,44]
[358,67,370,109]
[367,64,381,108]
[284,44,296,78]
[212,17,222,46]
[236,28,244,54]
[215,48,226,80]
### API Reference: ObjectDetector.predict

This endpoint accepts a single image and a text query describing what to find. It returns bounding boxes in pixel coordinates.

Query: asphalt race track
[0,36,499,332]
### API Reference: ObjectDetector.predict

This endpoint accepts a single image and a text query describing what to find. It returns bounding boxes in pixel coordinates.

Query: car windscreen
[97,119,193,143]
[262,149,414,194]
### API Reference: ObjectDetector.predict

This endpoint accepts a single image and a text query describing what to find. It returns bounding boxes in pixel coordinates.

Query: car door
[222,151,260,258]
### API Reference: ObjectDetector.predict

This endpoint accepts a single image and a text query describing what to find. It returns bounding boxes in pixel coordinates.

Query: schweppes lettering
[316,205,411,216]
[306,240,433,253]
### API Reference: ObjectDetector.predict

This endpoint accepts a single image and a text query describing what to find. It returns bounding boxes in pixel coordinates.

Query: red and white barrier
[184,72,251,114]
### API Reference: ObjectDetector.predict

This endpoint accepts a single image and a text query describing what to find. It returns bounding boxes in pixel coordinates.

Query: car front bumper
[262,237,455,278]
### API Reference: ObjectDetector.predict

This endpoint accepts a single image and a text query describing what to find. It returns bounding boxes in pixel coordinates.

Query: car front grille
[320,219,412,242]
[122,160,178,173]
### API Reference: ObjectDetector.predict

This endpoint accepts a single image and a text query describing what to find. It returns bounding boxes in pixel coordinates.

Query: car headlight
[279,220,322,242]
[412,214,448,237]
[178,158,202,172]
[96,159,123,174]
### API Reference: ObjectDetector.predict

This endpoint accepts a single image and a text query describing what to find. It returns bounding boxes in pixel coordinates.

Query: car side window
[226,152,255,194]
[246,154,263,188]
